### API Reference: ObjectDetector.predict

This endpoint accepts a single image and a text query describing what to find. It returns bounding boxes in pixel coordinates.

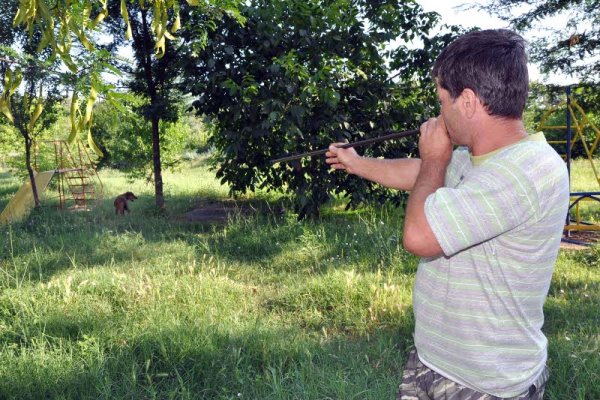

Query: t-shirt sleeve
[424,160,540,257]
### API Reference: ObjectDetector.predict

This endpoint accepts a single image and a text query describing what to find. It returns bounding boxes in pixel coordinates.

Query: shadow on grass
[0,190,415,289]
[188,202,414,277]
[1,173,598,399]
[0,315,415,400]
[0,193,229,283]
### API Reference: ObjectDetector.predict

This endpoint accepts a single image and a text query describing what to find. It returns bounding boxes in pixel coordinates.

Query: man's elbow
[402,228,443,258]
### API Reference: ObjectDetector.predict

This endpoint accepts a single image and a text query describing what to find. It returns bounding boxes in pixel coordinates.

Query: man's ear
[459,88,478,119]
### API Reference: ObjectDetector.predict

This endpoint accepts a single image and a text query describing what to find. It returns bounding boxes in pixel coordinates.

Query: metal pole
[566,86,572,229]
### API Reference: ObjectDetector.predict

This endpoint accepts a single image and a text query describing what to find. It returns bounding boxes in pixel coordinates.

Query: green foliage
[0,84,64,184]
[0,124,19,165]
[5,1,115,155]
[0,0,68,210]
[100,0,245,209]
[9,0,245,209]
[105,0,180,122]
[0,110,66,178]
[8,90,63,136]
[0,0,63,138]
[183,0,457,218]
[0,1,19,47]
[91,96,208,179]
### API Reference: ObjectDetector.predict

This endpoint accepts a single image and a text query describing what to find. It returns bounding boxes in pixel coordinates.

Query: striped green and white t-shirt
[414,132,570,397]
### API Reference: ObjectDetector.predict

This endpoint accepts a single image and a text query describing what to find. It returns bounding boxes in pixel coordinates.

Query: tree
[0,1,19,47]
[11,0,245,211]
[103,0,247,209]
[477,0,600,161]
[181,0,458,218]
[91,95,203,178]
[479,0,600,83]
[102,1,185,209]
[0,0,64,208]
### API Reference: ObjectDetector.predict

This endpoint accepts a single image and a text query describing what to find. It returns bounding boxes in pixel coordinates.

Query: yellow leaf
[83,85,98,127]
[87,129,104,157]
[78,31,94,50]
[12,7,23,26]
[68,92,80,143]
[155,35,166,58]
[0,98,14,123]
[355,68,368,80]
[38,1,52,25]
[171,13,181,33]
[83,3,92,29]
[89,0,108,30]
[60,53,79,73]
[69,20,94,51]
[28,101,44,133]
[164,30,176,41]
[5,69,22,96]
[90,11,107,30]
[121,0,133,40]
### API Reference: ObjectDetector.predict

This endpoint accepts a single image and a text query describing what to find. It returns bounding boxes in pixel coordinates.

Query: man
[326,29,569,399]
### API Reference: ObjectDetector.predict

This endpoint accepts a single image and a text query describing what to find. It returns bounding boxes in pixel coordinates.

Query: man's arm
[402,117,452,257]
[325,145,421,191]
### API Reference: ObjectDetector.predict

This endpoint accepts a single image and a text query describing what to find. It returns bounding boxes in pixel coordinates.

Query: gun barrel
[270,128,420,164]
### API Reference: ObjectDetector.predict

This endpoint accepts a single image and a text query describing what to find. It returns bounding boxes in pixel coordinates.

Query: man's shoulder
[487,140,570,212]
[493,139,568,180]
[499,134,558,158]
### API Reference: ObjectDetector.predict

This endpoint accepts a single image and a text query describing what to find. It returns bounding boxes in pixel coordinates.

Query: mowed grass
[0,157,598,400]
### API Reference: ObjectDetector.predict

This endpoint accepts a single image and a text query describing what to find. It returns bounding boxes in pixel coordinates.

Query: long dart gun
[270,128,420,164]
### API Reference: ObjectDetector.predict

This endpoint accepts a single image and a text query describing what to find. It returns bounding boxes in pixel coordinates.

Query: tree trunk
[151,115,164,209]
[25,137,40,207]
[137,7,165,210]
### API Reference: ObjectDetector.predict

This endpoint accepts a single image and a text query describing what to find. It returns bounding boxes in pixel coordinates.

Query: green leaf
[101,62,123,77]
[106,92,128,113]
[268,111,280,122]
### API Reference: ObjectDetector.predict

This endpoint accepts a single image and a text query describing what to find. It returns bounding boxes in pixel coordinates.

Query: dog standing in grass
[114,192,138,215]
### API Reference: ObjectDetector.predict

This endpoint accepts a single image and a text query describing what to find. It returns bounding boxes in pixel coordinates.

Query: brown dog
[114,192,138,215]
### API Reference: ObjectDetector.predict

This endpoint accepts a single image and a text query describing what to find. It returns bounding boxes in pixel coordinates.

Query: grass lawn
[0,156,598,400]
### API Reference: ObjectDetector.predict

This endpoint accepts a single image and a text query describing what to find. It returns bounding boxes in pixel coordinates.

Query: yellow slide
[0,170,55,225]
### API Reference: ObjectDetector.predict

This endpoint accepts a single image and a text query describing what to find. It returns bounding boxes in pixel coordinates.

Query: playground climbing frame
[537,87,600,232]
[34,139,104,210]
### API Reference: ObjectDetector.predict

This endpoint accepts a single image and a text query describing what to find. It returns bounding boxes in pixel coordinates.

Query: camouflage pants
[397,349,549,400]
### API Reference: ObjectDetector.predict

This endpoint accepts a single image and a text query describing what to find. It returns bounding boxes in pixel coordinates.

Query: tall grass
[0,158,598,399]
[568,158,600,223]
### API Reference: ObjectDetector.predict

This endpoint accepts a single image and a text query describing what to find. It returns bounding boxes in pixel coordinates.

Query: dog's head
[124,192,138,201]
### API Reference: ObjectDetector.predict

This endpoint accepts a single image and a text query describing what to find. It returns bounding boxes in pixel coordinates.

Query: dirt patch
[561,230,600,250]
[181,200,257,223]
